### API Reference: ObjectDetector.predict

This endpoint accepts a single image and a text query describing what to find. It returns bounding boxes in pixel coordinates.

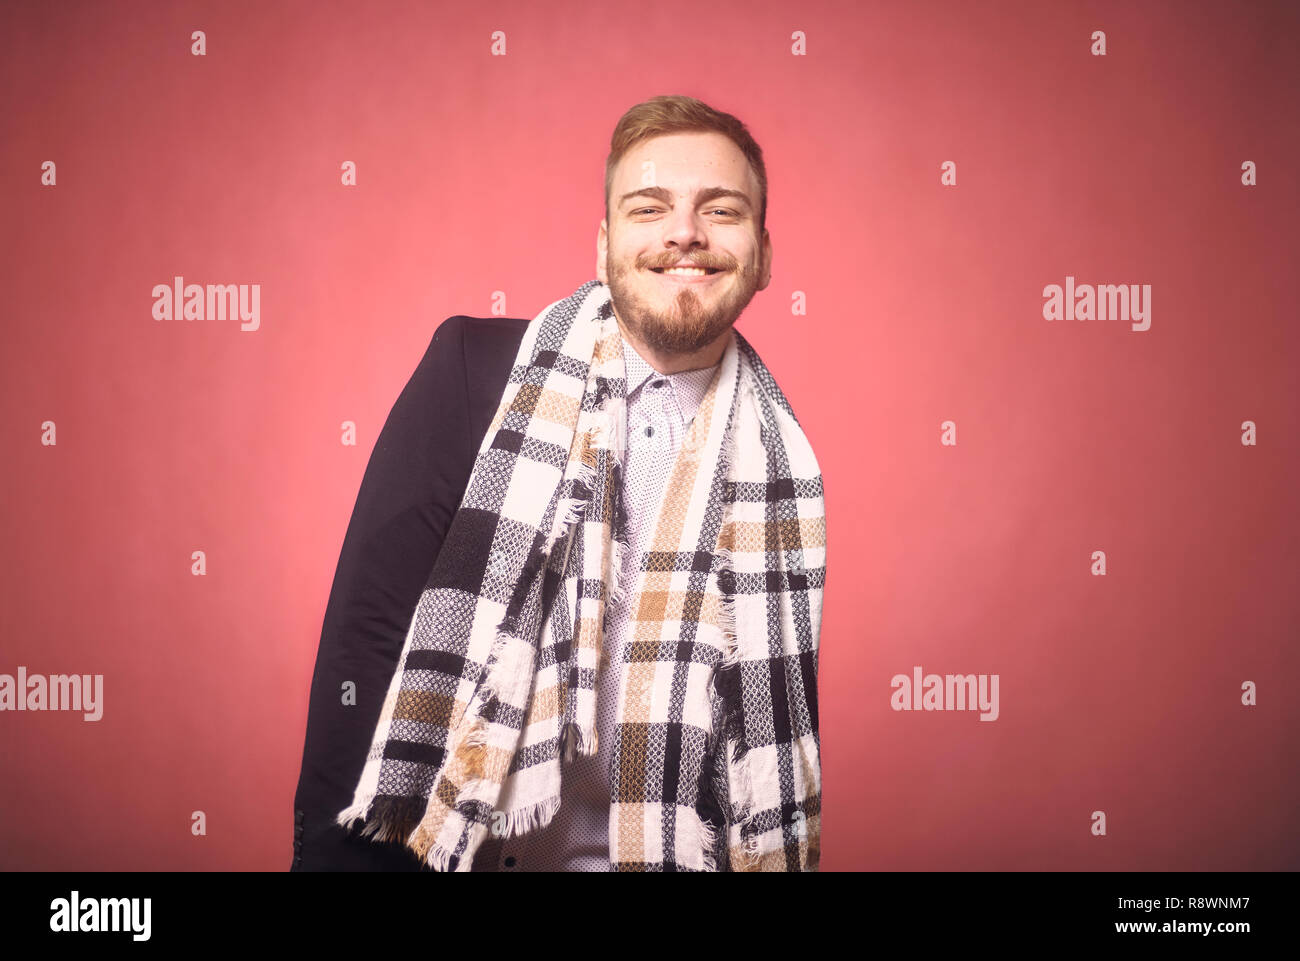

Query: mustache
[639,255,735,271]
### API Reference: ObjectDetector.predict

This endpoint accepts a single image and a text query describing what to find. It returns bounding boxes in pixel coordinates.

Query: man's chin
[632,312,737,355]
[608,273,754,351]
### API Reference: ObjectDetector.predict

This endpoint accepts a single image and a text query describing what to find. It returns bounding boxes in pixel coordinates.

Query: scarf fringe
[416,822,483,873]
[497,792,563,843]
[561,718,598,760]
[607,527,630,610]
[698,809,721,873]
[415,793,565,872]
[600,394,633,612]
[414,830,458,872]
[546,416,607,556]
[714,421,742,670]
[711,380,763,871]
[467,621,529,734]
[546,492,588,557]
[335,793,425,846]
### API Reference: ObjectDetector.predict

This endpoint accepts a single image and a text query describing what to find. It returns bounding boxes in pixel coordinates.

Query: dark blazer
[291,314,528,871]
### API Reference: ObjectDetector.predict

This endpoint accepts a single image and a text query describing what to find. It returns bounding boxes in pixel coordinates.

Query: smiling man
[599,126,771,372]
[292,95,826,873]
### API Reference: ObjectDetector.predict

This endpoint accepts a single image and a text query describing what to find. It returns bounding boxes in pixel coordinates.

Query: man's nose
[661,206,708,249]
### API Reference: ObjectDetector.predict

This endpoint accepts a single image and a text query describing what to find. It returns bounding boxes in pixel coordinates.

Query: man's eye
[632,207,737,217]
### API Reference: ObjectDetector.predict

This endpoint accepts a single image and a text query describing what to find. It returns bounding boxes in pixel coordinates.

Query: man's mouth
[649,266,722,276]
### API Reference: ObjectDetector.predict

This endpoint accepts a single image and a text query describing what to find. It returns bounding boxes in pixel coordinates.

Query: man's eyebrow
[618,185,753,210]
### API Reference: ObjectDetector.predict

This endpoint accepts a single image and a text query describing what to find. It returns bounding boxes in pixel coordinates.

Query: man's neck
[613,313,729,375]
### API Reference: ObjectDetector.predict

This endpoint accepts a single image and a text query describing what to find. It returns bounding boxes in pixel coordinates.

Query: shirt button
[652,379,666,388]
[645,426,654,437]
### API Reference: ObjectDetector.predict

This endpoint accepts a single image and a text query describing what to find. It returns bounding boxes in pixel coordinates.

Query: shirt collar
[621,335,718,423]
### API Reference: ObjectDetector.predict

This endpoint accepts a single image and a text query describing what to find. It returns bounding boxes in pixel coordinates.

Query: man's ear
[758,228,773,290]
[596,219,609,284]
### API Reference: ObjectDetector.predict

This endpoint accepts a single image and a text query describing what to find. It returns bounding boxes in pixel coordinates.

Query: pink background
[1,0,1296,870]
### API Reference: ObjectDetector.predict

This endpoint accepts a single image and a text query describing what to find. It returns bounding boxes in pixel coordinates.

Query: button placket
[645,386,672,443]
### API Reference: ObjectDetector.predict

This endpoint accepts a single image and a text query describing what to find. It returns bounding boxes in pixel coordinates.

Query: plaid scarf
[337,278,826,871]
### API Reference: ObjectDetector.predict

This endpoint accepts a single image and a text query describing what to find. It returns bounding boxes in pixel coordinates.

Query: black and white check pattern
[337,279,827,871]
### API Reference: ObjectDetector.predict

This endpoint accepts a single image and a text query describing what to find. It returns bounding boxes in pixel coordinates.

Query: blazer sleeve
[291,315,475,871]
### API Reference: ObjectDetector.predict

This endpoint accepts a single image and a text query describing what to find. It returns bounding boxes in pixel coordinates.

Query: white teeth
[661,267,711,276]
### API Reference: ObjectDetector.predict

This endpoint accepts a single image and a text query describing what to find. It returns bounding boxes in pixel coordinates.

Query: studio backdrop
[1,0,1296,870]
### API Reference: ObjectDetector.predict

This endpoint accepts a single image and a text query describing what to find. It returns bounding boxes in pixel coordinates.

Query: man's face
[597,131,772,358]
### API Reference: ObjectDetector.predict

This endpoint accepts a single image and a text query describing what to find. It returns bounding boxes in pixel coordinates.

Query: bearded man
[292,94,826,872]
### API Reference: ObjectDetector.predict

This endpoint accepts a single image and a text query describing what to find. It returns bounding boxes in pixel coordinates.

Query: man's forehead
[613,132,755,193]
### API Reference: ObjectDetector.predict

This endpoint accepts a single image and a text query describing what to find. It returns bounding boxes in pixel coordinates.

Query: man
[292,94,826,872]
